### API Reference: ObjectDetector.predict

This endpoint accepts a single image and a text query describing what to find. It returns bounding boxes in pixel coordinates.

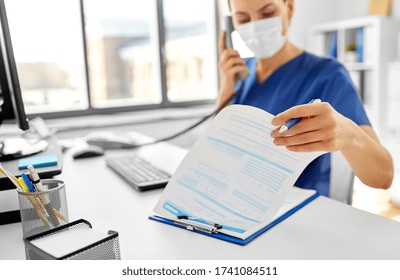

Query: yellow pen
[18,177,50,229]
[1,164,65,224]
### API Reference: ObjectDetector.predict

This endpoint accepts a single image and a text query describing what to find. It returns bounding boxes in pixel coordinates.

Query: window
[163,0,218,102]
[84,0,161,107]
[5,0,87,114]
[5,0,218,117]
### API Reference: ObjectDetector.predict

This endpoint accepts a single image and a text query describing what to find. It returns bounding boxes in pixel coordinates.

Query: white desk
[1,142,400,260]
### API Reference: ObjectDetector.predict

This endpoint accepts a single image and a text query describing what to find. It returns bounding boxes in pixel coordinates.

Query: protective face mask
[236,16,286,59]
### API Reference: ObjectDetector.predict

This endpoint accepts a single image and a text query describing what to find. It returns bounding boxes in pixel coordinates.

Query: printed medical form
[154,105,323,239]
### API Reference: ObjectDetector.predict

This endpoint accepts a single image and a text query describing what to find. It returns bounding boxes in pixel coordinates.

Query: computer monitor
[0,0,29,131]
[0,1,63,226]
[0,0,50,161]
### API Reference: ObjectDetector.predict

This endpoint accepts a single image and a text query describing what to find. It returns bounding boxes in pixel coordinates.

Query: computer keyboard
[106,154,171,191]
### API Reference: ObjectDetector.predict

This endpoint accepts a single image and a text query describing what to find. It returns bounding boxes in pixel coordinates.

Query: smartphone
[224,16,249,80]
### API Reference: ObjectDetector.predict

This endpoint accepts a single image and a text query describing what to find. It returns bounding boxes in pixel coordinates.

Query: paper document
[154,105,323,239]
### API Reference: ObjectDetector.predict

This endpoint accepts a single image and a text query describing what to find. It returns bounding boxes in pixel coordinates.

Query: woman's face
[230,0,294,35]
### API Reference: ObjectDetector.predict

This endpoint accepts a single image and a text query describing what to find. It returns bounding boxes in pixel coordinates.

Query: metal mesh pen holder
[17,179,69,238]
[24,219,121,260]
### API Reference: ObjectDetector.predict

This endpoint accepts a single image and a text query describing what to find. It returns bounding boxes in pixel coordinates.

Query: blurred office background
[4,0,400,219]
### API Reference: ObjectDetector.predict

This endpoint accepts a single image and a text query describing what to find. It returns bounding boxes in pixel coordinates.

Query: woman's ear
[282,0,294,35]
[287,0,294,23]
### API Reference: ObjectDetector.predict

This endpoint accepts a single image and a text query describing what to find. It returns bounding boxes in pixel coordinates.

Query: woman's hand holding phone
[217,31,248,108]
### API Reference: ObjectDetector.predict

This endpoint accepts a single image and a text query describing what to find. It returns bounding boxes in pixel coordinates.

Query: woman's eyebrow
[234,11,248,16]
[257,3,274,12]
[234,3,274,15]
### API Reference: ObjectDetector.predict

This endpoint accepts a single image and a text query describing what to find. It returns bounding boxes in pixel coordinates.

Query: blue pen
[21,173,36,192]
[278,99,321,134]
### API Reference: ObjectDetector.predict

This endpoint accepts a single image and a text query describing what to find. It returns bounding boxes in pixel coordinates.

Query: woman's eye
[237,17,250,24]
[262,12,275,18]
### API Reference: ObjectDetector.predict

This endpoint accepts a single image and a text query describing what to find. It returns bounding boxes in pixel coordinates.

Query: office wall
[292,0,400,48]
[288,0,336,48]
[333,0,400,19]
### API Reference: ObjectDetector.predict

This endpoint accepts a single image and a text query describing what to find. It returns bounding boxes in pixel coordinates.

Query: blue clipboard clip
[174,215,222,234]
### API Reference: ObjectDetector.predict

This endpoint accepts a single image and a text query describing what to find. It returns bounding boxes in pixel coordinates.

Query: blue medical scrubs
[232,51,370,196]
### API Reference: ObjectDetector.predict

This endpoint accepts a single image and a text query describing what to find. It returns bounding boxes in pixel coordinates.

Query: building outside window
[5,0,218,116]
[5,0,87,114]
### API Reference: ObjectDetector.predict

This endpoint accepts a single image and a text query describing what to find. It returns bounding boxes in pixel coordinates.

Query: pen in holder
[17,179,68,238]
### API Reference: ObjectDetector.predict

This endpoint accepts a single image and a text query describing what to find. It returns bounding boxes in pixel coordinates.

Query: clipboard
[149,192,319,246]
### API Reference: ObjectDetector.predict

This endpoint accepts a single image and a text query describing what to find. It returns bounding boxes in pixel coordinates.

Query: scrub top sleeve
[319,64,371,126]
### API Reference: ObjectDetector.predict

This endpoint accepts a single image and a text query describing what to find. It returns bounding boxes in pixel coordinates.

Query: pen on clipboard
[278,99,321,134]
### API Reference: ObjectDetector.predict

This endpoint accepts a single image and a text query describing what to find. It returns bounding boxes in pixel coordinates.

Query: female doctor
[218,0,393,195]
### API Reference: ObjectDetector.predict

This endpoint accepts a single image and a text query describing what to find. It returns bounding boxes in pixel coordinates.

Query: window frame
[25,0,220,120]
